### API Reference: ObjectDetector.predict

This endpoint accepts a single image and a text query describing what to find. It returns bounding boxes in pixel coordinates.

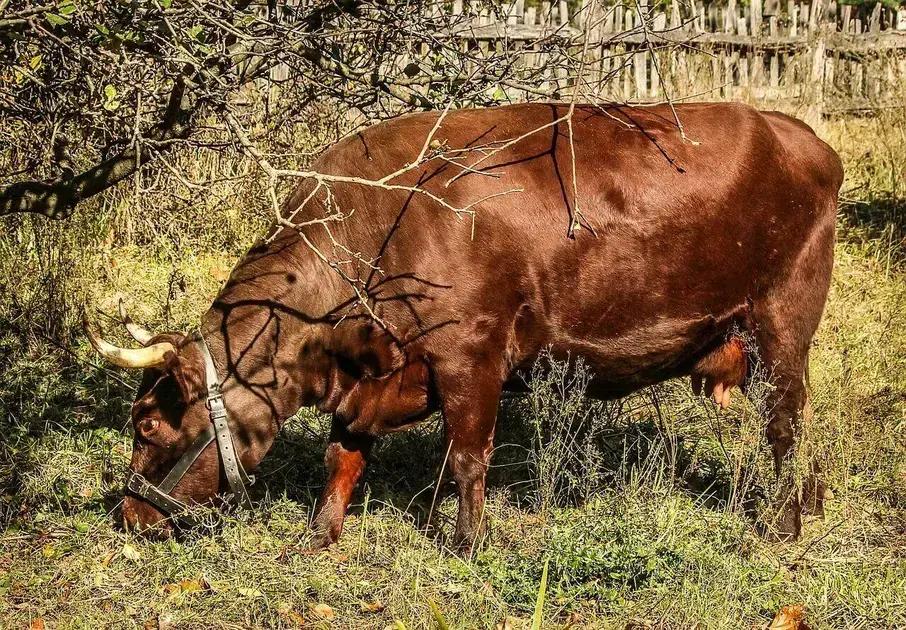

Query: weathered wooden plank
[753,49,765,87]
[789,0,799,37]
[603,3,615,33]
[770,51,780,88]
[507,0,518,25]
[751,0,763,37]
[456,21,906,52]
[632,5,647,97]
[870,3,881,34]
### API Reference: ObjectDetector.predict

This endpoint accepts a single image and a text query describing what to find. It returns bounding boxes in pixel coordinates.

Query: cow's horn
[84,316,175,369]
[118,299,154,345]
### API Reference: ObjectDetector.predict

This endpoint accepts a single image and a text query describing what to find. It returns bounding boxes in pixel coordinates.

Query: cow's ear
[163,350,206,403]
[329,321,398,378]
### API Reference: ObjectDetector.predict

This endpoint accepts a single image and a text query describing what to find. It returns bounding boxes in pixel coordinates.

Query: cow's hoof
[305,526,339,553]
[450,539,474,558]
[802,477,832,519]
[756,505,802,542]
[450,527,487,558]
[304,535,334,554]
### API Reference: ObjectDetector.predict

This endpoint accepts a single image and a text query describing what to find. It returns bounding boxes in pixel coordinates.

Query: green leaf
[427,599,449,630]
[531,558,549,630]
[235,13,255,27]
[102,84,120,111]
[58,0,78,16]
[186,24,203,40]
[29,55,42,70]
[45,13,69,26]
[160,0,172,7]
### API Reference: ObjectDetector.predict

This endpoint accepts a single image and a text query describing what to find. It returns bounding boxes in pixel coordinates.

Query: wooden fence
[447,0,906,112]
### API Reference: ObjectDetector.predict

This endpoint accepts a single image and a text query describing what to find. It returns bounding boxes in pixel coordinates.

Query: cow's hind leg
[433,357,504,556]
[755,358,809,540]
[750,220,835,540]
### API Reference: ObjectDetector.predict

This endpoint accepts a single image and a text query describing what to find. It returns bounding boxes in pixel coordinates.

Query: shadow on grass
[838,194,906,265]
[254,394,765,542]
[0,327,764,540]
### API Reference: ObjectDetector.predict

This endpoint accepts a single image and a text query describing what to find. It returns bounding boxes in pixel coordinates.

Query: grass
[1,110,905,628]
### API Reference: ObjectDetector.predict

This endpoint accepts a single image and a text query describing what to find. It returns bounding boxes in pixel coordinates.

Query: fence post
[806,0,827,124]
[633,2,647,99]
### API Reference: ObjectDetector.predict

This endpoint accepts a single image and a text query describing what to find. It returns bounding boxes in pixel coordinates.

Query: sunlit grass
[1,112,905,628]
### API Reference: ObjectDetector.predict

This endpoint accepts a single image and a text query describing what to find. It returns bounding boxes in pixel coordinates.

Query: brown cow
[86,102,843,552]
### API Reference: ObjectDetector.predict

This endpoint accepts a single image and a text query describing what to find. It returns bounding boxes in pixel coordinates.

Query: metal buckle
[125,470,198,527]
[125,471,151,495]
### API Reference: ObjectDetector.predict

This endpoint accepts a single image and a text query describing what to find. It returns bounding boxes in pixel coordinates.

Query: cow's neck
[198,308,311,474]
[198,230,356,470]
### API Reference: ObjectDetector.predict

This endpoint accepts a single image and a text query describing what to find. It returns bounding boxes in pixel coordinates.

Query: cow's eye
[137,417,160,438]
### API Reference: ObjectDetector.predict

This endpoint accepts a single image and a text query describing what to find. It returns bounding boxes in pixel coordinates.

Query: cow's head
[86,302,435,537]
[85,305,223,536]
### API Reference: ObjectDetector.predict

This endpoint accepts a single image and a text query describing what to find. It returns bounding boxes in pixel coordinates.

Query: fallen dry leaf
[768,605,810,630]
[121,543,141,561]
[279,608,306,626]
[310,603,335,620]
[237,586,263,598]
[30,619,45,630]
[163,577,210,596]
[209,262,231,283]
[496,616,524,630]
[360,599,386,613]
[564,612,584,627]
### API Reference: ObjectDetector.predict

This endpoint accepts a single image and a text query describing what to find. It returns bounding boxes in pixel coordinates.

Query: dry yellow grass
[1,107,904,629]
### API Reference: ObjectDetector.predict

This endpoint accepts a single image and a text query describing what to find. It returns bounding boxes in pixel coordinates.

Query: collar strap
[199,336,255,509]
[124,334,255,527]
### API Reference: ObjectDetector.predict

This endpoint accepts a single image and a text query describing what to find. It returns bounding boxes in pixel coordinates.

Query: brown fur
[117,102,843,549]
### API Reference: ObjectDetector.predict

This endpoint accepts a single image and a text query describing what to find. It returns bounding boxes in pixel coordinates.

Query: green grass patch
[2,113,905,628]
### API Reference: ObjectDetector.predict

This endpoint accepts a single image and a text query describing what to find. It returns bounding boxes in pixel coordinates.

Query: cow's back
[236,103,842,394]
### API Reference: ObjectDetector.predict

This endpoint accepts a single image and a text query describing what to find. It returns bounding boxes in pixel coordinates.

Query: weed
[1,109,905,628]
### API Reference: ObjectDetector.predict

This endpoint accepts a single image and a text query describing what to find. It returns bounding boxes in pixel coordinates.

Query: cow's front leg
[309,418,374,550]
[438,366,503,556]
